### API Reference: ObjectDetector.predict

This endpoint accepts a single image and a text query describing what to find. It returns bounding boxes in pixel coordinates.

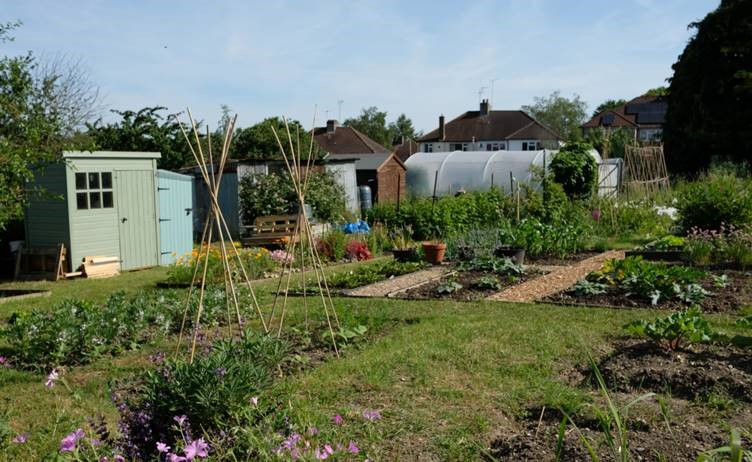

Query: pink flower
[250,396,259,407]
[183,437,209,460]
[12,433,28,444]
[168,454,186,462]
[114,456,125,462]
[315,444,335,460]
[591,208,602,222]
[362,409,381,421]
[173,415,188,427]
[348,440,360,454]
[308,427,319,436]
[45,369,59,388]
[99,457,108,462]
[332,414,343,425]
[59,433,77,453]
[157,441,171,453]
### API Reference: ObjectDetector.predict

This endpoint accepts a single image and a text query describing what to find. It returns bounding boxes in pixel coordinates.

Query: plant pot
[422,242,447,265]
[392,248,418,263]
[493,246,526,265]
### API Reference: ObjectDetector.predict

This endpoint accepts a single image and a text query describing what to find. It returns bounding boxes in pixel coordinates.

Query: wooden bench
[240,214,301,247]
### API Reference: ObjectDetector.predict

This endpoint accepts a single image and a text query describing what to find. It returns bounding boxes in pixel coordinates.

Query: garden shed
[23,151,193,272]
[404,149,603,197]
[327,153,407,204]
[186,158,358,239]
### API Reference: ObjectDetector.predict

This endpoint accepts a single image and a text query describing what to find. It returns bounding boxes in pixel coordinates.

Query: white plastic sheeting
[406,150,602,197]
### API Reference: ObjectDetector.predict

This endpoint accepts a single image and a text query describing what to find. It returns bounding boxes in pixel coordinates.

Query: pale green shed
[24,151,164,271]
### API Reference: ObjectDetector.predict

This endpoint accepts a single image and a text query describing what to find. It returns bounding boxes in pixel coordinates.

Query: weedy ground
[0,264,747,460]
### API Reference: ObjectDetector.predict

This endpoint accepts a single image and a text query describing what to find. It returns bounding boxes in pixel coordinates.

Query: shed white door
[115,170,159,270]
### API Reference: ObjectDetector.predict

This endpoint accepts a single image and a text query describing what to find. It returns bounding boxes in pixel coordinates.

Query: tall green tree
[664,0,752,174]
[592,99,626,117]
[86,107,192,169]
[344,106,391,147]
[0,21,96,230]
[522,91,588,141]
[232,117,322,160]
[344,107,420,148]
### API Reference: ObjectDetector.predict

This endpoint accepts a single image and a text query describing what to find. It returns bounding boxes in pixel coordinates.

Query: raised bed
[0,289,51,304]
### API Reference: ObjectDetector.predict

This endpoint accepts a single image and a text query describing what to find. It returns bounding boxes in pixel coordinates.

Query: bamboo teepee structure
[624,144,670,196]
[172,110,341,360]
[264,117,342,357]
[172,109,268,363]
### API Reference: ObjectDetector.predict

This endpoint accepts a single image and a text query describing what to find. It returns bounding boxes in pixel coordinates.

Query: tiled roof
[418,110,560,142]
[313,124,389,154]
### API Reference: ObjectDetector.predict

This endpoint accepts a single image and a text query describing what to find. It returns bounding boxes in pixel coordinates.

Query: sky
[3,0,718,134]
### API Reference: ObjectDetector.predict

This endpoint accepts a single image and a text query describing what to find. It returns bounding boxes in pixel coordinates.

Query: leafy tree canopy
[664,0,752,174]
[645,86,669,97]
[86,107,192,169]
[522,91,588,142]
[344,107,420,148]
[0,21,96,230]
[232,117,323,161]
[550,140,597,200]
[592,99,627,117]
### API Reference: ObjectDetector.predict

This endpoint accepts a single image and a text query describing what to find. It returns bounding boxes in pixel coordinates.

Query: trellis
[624,144,670,196]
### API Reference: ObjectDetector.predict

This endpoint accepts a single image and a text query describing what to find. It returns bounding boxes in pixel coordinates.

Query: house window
[75,172,114,210]
[423,143,433,153]
[450,143,463,151]
[462,143,469,151]
[522,141,541,151]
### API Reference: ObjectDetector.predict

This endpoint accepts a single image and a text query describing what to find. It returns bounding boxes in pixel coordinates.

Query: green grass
[0,262,745,460]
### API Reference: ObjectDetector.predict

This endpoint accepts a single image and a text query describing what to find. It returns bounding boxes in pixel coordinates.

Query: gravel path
[344,266,447,298]
[486,250,625,303]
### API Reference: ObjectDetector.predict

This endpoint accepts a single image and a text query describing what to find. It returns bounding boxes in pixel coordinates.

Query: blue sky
[3,0,717,133]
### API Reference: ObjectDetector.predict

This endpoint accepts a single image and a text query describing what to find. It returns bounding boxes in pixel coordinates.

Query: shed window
[75,172,114,210]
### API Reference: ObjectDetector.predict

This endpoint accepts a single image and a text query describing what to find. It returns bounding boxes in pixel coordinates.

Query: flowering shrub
[166,245,277,285]
[269,249,293,264]
[685,224,752,268]
[112,332,288,460]
[345,240,372,261]
[3,292,171,368]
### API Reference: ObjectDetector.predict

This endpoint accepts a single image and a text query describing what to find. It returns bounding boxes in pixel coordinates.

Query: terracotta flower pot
[422,242,447,265]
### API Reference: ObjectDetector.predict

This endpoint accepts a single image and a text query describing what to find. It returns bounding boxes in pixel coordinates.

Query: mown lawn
[0,266,743,460]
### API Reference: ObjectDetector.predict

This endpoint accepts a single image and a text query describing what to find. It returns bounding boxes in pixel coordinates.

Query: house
[417,99,561,153]
[313,120,389,155]
[23,151,194,272]
[327,153,407,204]
[581,95,667,142]
[184,157,359,238]
[313,120,406,206]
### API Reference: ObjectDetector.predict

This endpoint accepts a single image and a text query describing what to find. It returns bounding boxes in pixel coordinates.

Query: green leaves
[470,276,502,291]
[624,307,714,350]
[549,141,598,200]
[436,280,463,295]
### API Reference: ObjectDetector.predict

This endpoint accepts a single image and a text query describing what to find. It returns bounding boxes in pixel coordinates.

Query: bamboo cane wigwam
[265,116,342,357]
[624,144,670,196]
[171,110,341,361]
[172,109,268,363]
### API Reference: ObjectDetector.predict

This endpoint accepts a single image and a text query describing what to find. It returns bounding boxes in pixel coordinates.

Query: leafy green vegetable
[624,308,714,350]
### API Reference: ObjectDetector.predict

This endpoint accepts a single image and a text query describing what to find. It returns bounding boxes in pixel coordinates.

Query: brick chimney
[326,119,338,134]
[480,99,490,116]
[439,115,445,141]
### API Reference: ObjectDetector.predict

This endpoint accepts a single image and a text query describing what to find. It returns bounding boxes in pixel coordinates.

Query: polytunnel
[404,149,602,197]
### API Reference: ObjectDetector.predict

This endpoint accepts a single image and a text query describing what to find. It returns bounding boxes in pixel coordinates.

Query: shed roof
[327,153,405,171]
[62,150,161,159]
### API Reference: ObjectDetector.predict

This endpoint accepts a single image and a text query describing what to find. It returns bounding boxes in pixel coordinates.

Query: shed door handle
[121,217,128,223]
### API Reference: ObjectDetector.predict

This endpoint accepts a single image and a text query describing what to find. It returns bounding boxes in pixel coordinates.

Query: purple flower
[99,457,108,462]
[214,367,226,379]
[168,454,186,462]
[173,415,188,427]
[315,445,335,460]
[348,440,360,454]
[59,433,78,453]
[114,456,125,462]
[45,369,59,388]
[12,433,28,444]
[308,426,319,436]
[591,208,602,222]
[362,409,381,421]
[157,441,171,453]
[183,437,209,460]
[332,414,343,425]
[0,356,8,368]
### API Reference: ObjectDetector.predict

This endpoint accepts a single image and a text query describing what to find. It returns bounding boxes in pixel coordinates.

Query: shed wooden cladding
[23,151,197,273]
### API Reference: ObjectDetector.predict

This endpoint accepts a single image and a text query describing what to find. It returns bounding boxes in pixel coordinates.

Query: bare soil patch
[392,270,532,302]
